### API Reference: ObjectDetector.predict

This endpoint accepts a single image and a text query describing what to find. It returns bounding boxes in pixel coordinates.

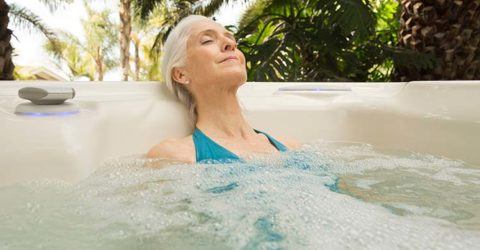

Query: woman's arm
[146,138,195,164]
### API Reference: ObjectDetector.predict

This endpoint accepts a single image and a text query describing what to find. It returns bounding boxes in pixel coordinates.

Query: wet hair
[161,15,212,125]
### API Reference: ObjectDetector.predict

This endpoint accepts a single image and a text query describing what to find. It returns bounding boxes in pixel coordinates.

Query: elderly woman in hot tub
[147,15,300,164]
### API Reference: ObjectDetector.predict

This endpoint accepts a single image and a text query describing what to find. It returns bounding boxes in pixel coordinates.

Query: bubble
[1,144,480,249]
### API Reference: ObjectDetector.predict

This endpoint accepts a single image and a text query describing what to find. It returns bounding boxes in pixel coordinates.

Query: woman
[147,15,300,164]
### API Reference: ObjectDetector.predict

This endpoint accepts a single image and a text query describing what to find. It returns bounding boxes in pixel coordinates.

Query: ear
[172,67,190,85]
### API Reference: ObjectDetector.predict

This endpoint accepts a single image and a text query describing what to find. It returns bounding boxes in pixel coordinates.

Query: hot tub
[1,81,479,186]
[0,81,479,249]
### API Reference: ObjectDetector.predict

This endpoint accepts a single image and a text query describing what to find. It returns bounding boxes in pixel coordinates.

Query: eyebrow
[197,29,235,40]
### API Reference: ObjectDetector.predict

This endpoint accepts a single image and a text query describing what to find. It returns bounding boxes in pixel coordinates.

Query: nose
[222,36,236,52]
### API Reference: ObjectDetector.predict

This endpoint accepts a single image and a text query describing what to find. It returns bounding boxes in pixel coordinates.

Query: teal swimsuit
[193,127,288,163]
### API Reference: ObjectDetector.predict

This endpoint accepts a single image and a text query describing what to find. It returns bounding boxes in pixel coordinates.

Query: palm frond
[9,4,63,54]
[238,0,271,30]
[331,0,376,40]
[387,47,438,71]
[134,0,250,54]
[9,4,56,40]
[35,0,74,12]
[235,0,385,81]
[133,0,165,20]
[193,0,224,16]
[193,0,249,17]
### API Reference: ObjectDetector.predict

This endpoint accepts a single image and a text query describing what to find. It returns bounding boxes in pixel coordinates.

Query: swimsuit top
[192,127,288,163]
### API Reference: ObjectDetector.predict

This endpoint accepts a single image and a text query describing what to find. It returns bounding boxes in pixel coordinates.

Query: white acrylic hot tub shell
[1,81,479,186]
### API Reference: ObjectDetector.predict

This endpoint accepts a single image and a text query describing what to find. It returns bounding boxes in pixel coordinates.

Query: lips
[220,55,238,63]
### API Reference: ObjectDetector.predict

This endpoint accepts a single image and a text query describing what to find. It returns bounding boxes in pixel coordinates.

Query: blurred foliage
[8,0,74,58]
[132,0,249,54]
[132,0,437,82]
[44,2,117,81]
[24,0,437,82]
[13,67,36,80]
[130,10,165,81]
[44,33,96,81]
[234,0,436,82]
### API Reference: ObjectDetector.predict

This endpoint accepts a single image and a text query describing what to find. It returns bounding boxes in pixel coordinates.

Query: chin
[220,70,247,86]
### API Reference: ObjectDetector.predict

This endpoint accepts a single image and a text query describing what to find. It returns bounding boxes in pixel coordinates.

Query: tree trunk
[0,0,14,80]
[132,35,140,81]
[119,0,131,81]
[395,0,480,81]
[96,47,103,81]
[97,58,103,81]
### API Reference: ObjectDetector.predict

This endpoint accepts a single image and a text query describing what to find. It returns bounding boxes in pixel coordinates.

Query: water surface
[1,141,479,249]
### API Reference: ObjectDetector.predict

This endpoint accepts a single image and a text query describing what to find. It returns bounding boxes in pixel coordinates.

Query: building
[15,66,68,81]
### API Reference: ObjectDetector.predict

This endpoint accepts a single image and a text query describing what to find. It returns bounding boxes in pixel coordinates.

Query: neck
[194,86,255,139]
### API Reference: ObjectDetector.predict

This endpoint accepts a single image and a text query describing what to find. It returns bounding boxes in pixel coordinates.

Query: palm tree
[44,33,96,80]
[395,0,480,80]
[0,0,73,80]
[0,0,14,80]
[130,32,163,80]
[130,10,160,80]
[235,0,381,81]
[83,4,117,81]
[119,0,132,81]
[44,3,117,81]
[133,0,248,55]
[0,0,72,80]
[235,0,436,82]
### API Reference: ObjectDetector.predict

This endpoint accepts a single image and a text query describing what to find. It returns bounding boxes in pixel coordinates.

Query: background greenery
[2,0,451,81]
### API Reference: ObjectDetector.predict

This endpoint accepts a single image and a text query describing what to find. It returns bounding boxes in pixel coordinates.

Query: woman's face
[182,20,247,90]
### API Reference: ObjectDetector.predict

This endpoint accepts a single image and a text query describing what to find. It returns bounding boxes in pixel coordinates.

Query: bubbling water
[0,140,479,249]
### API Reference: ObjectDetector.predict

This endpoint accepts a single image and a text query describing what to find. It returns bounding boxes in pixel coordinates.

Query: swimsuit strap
[253,129,288,152]
[193,127,289,163]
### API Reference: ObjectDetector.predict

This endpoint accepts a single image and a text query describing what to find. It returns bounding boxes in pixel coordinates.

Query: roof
[17,66,68,81]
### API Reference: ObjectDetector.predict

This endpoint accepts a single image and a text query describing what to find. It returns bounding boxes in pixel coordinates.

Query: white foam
[0,141,479,249]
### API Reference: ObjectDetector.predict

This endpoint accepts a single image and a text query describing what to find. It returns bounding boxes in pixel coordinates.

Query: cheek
[192,48,217,67]
[186,51,215,76]
[238,51,246,65]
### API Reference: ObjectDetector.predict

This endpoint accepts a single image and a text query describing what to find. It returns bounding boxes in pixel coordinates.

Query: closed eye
[201,40,213,45]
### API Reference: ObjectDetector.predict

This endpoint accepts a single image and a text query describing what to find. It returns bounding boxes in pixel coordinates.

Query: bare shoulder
[271,134,302,150]
[146,136,195,163]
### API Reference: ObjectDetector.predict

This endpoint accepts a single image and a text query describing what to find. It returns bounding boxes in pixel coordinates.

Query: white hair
[161,15,212,125]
